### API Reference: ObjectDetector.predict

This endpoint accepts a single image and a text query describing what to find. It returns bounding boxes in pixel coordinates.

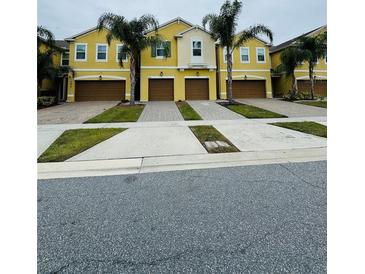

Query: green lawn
[38,128,125,162]
[226,104,287,118]
[85,105,144,123]
[296,101,327,108]
[270,121,327,138]
[190,126,239,153]
[176,102,202,120]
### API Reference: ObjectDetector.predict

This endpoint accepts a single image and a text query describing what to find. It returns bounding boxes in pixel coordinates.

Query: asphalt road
[38,161,327,273]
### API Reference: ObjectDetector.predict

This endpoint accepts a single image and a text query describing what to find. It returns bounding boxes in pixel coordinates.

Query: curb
[38,147,326,180]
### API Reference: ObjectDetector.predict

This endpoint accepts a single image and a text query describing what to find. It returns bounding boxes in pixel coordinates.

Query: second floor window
[75,43,87,61]
[192,40,202,56]
[96,44,107,61]
[156,42,165,58]
[256,48,266,63]
[116,45,127,62]
[151,41,171,58]
[61,51,69,66]
[240,47,250,63]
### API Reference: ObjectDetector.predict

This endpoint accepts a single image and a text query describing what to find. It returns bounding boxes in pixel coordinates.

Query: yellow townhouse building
[270,25,327,97]
[65,27,131,102]
[217,34,273,99]
[61,17,326,102]
[140,17,217,101]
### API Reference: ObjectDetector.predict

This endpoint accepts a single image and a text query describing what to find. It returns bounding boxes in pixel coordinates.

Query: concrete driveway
[68,126,206,161]
[37,101,118,124]
[138,102,183,122]
[236,99,327,117]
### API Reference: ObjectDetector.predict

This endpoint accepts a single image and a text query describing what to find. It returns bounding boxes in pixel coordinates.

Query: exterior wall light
[160,71,164,77]
[196,71,200,77]
[99,75,102,80]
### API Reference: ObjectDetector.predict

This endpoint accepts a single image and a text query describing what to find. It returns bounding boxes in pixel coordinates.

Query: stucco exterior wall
[140,69,216,101]
[66,28,131,102]
[177,28,216,69]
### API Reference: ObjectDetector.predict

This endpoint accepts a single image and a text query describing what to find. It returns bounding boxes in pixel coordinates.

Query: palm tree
[97,13,166,105]
[297,32,327,99]
[202,0,273,103]
[37,26,73,97]
[37,25,55,51]
[277,47,307,96]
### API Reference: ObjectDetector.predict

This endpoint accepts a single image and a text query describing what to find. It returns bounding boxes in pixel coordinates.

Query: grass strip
[296,101,327,108]
[270,121,327,138]
[226,103,287,119]
[190,125,239,153]
[38,128,125,162]
[85,105,144,123]
[176,102,202,120]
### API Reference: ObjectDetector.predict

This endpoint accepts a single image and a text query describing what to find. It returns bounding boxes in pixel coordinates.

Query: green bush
[37,96,56,107]
[283,90,312,101]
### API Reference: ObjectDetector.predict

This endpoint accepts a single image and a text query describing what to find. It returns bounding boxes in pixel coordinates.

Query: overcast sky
[37,0,326,45]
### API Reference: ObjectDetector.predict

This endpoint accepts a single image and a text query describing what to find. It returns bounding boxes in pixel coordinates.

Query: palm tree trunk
[226,47,233,103]
[309,64,314,100]
[129,54,136,105]
[292,74,298,95]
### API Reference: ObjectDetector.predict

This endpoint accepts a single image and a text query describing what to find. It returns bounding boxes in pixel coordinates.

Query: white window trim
[116,44,128,62]
[191,38,203,59]
[155,41,169,59]
[75,43,88,62]
[256,47,266,63]
[240,47,250,63]
[60,51,69,66]
[96,43,108,62]
[223,47,233,64]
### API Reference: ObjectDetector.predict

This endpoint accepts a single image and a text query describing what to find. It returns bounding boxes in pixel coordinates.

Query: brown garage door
[228,80,266,98]
[185,79,209,100]
[148,79,174,101]
[75,80,125,101]
[298,80,327,97]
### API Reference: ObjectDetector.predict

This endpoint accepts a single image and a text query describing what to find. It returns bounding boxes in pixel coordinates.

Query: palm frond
[139,14,159,33]
[234,24,273,49]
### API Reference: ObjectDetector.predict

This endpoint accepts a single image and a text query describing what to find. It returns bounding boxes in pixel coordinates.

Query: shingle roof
[55,40,69,49]
[270,25,326,53]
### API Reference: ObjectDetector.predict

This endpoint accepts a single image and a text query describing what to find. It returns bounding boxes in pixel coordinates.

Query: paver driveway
[236,99,327,117]
[188,100,244,120]
[138,102,183,122]
[37,101,118,124]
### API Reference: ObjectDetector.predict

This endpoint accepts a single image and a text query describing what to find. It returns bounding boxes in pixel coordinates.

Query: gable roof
[145,17,194,34]
[65,26,109,41]
[270,25,326,53]
[175,25,211,37]
[55,40,69,49]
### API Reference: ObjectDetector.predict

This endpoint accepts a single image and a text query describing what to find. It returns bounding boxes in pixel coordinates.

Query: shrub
[283,90,312,101]
[37,96,57,107]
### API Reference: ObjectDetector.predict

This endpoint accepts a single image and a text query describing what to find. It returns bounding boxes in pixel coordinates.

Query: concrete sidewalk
[237,99,327,117]
[38,147,326,179]
[37,116,327,131]
[38,117,327,161]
